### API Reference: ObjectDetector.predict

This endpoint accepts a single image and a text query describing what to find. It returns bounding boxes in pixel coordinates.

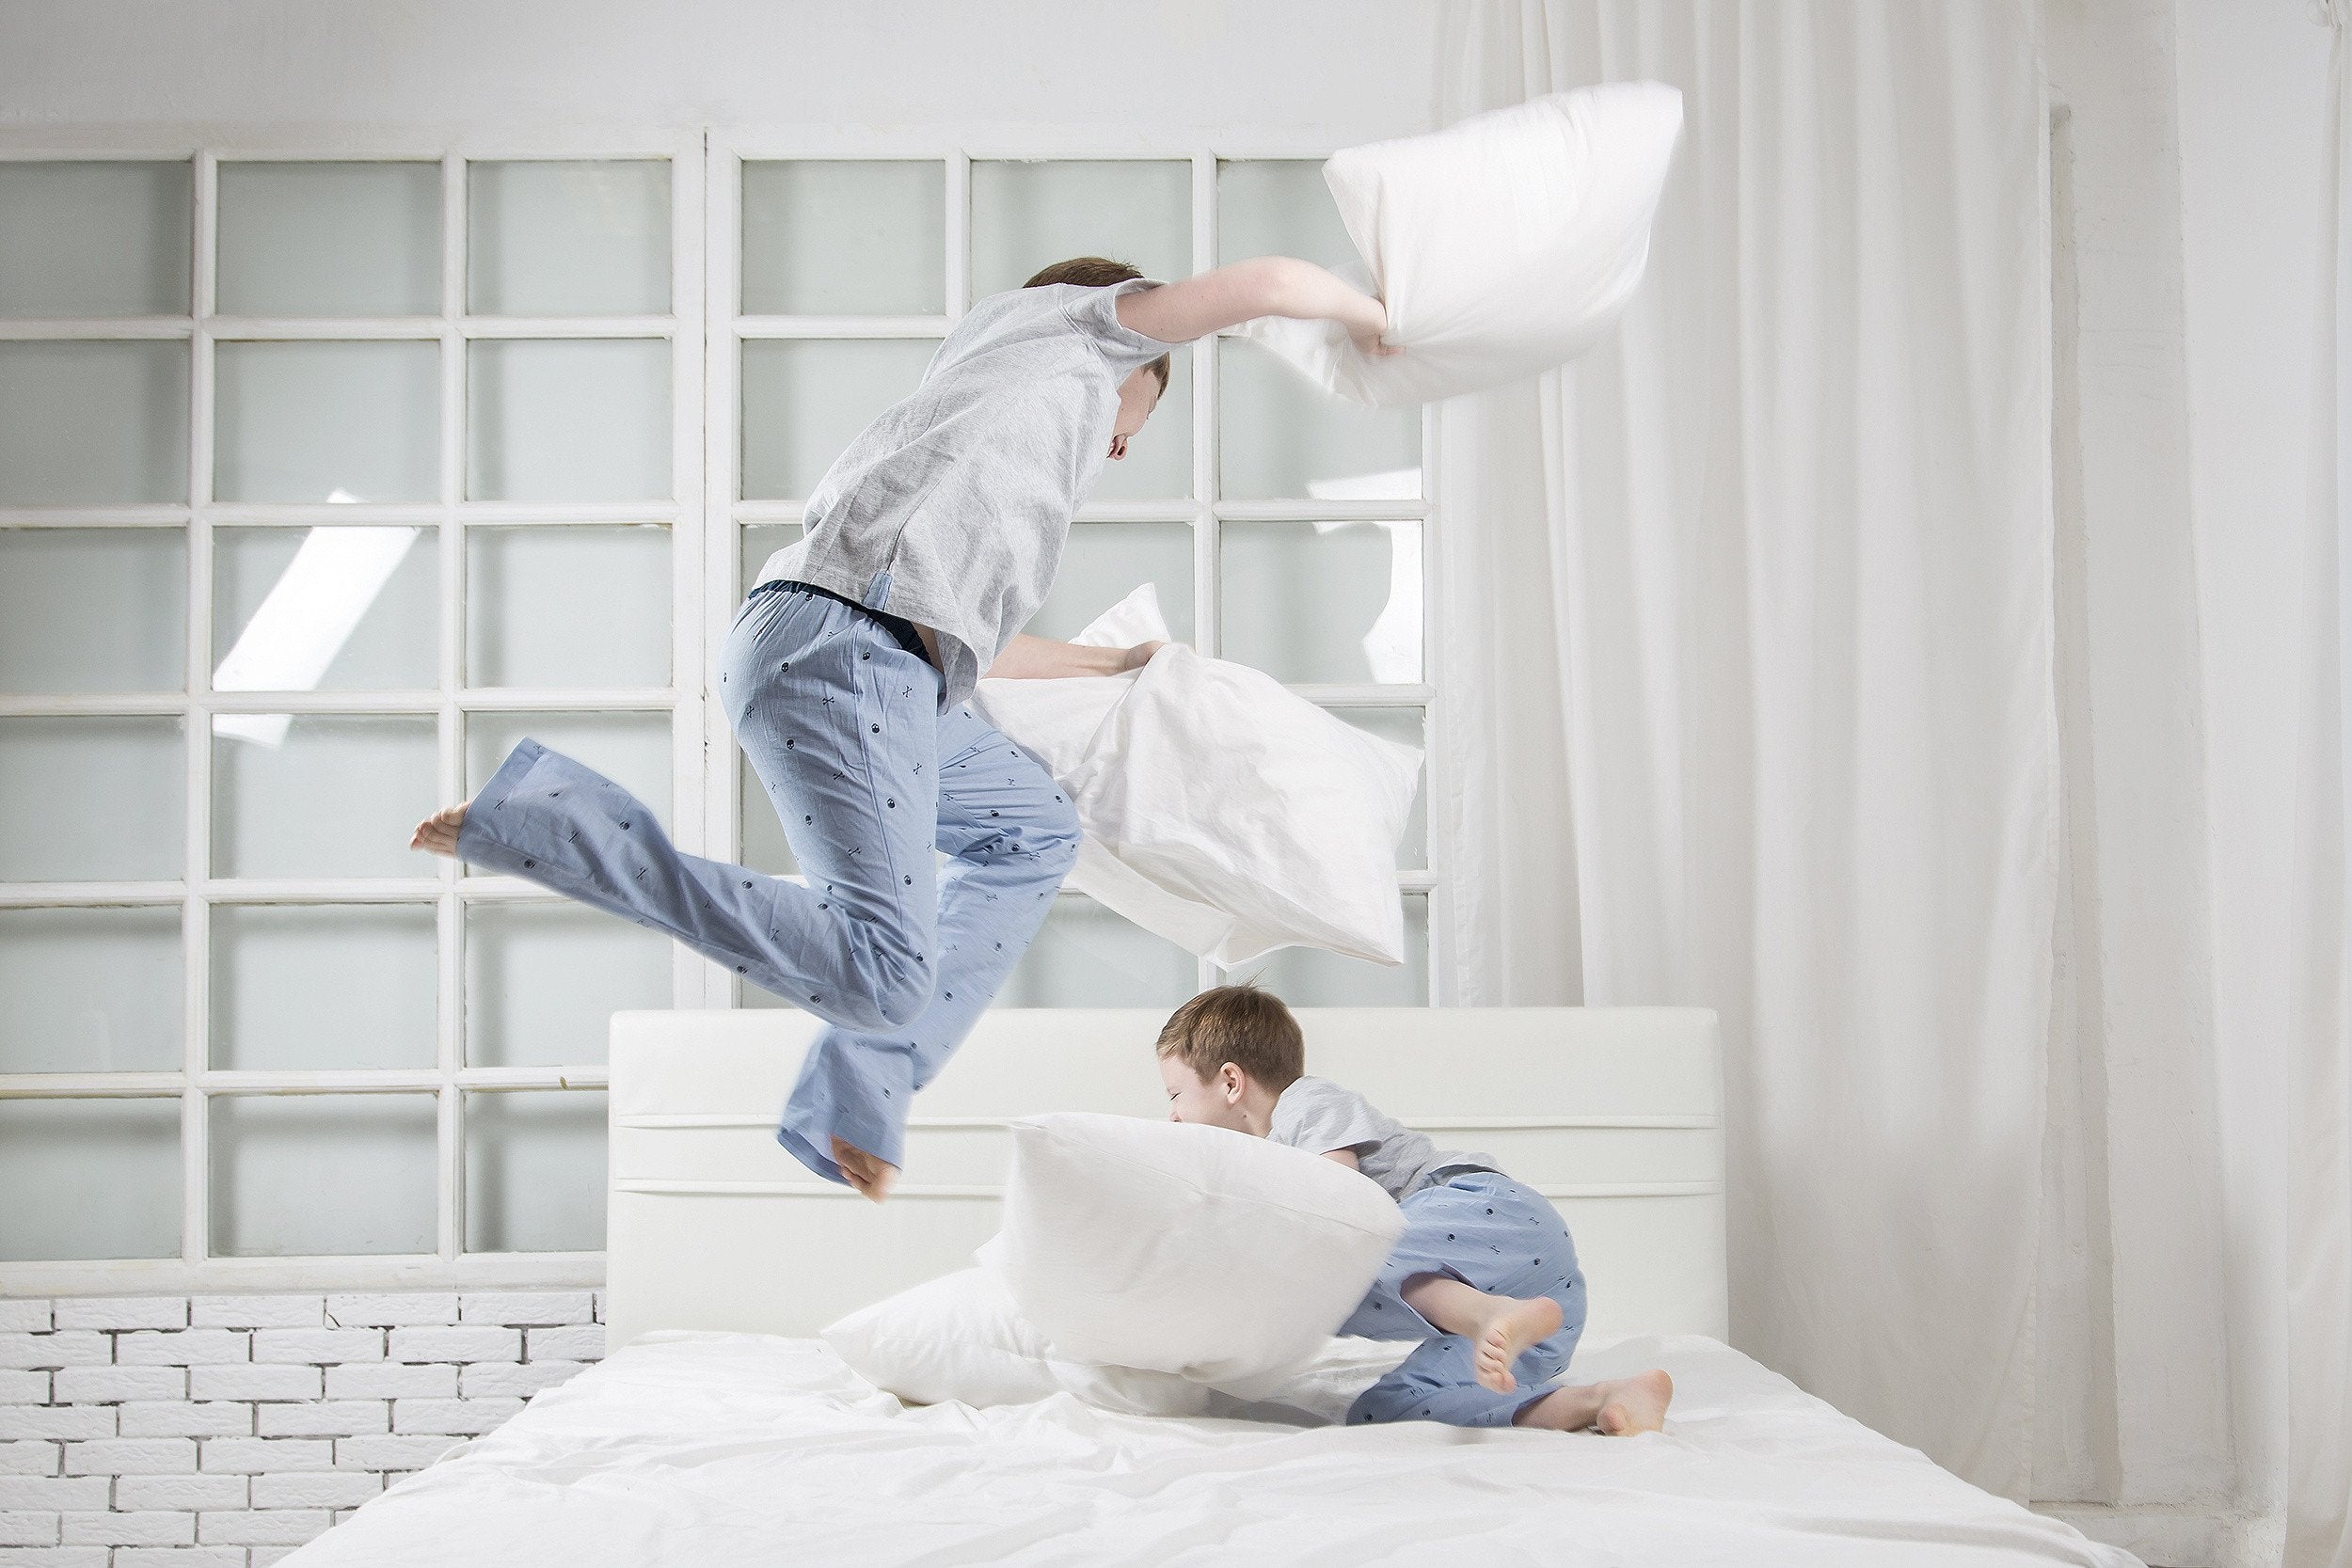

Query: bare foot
[409,802,467,857]
[831,1136,898,1204]
[1596,1370,1674,1434]
[1470,1294,1565,1394]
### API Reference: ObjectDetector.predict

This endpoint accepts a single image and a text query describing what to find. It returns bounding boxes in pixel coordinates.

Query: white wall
[0,0,1442,144]
[2173,0,2334,1542]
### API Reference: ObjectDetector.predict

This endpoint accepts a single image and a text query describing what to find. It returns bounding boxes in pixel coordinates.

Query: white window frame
[0,125,1443,1296]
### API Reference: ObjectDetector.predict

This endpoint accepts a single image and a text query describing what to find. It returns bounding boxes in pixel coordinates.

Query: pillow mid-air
[1236,80,1685,406]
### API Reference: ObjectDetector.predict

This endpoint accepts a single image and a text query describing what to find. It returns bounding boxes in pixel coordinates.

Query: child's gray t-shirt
[754,277,1176,710]
[1268,1076,1501,1202]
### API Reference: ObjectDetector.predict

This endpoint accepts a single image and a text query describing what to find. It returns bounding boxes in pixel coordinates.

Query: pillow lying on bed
[981,1112,1405,1396]
[821,1267,1217,1417]
[1233,81,1684,406]
[822,1266,1418,1422]
[973,583,1423,966]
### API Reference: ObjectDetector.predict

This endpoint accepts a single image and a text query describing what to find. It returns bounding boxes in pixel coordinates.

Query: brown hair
[1154,981,1304,1091]
[1024,255,1172,395]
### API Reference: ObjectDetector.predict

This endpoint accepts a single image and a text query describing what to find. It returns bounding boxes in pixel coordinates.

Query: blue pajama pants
[1340,1171,1589,1429]
[454,573,1081,1186]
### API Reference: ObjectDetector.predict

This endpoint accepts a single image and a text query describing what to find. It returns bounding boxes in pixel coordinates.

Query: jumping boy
[411,255,1397,1205]
[1154,983,1676,1434]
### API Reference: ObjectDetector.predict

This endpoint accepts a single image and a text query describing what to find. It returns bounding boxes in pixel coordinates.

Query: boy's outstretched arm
[1116,257,1401,357]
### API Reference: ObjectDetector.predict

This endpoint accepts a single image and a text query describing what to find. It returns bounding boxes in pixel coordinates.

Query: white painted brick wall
[0,1290,604,1565]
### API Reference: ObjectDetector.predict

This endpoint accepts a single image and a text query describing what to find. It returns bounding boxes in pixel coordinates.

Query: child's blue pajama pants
[454,574,1081,1186]
[1339,1171,1589,1429]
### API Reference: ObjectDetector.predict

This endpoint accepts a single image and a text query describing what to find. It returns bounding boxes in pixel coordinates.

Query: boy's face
[1108,368,1163,461]
[1158,1053,1253,1133]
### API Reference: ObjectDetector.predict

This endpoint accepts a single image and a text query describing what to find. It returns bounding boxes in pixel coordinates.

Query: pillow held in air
[1235,81,1684,406]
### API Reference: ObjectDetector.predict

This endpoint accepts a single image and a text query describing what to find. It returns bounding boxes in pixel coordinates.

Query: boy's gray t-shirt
[755,277,1175,710]
[1268,1076,1501,1202]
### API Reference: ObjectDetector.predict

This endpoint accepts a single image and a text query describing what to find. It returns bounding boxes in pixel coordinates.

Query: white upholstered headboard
[605,1006,1725,1352]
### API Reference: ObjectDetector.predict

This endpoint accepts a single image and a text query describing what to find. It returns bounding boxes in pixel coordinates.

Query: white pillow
[973,583,1423,966]
[820,1267,1216,1417]
[820,1267,1418,1423]
[982,1113,1406,1397]
[1235,81,1684,406]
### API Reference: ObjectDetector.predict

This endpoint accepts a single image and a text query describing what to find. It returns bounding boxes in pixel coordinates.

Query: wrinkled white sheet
[285,1331,2141,1568]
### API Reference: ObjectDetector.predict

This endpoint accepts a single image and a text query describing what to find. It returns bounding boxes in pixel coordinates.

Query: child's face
[1108,368,1163,461]
[1157,1054,1254,1133]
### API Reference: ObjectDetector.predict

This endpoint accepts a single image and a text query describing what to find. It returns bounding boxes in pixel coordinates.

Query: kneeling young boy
[1154,983,1674,1434]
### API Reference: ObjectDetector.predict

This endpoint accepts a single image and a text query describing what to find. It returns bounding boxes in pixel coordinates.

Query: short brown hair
[1154,982,1304,1091]
[1024,255,1171,396]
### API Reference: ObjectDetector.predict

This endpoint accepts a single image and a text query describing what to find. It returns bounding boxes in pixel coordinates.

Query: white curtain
[2291,6,2352,1564]
[1432,0,2056,1496]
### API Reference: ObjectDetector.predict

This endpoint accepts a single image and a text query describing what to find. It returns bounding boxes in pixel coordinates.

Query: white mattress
[286,1332,2140,1568]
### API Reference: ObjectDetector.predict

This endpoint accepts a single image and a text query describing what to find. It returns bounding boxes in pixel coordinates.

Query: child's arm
[984,633,1165,680]
[1115,257,1401,357]
[1320,1148,1362,1170]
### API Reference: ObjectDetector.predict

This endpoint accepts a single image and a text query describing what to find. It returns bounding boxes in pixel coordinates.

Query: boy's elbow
[1242,255,1310,319]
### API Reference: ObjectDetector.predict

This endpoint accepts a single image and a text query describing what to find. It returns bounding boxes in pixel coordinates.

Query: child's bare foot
[831,1136,898,1204]
[1595,1370,1673,1434]
[409,802,467,857]
[1514,1369,1675,1434]
[1470,1294,1565,1394]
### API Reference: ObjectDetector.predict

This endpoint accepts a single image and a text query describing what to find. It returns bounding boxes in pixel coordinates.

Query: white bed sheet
[286,1331,2140,1568]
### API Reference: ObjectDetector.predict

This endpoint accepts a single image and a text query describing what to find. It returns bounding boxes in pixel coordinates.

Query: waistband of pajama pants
[759,578,930,663]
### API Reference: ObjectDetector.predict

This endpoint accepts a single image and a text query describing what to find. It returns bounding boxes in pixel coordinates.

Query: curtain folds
[1432,0,2056,1495]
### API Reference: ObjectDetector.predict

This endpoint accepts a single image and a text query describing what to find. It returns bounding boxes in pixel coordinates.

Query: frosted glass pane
[214,340,439,504]
[0,717,183,881]
[210,1093,437,1257]
[466,525,670,689]
[738,523,802,594]
[741,160,945,316]
[739,338,937,500]
[469,160,670,317]
[0,341,188,504]
[0,160,192,317]
[969,160,1190,299]
[213,526,437,692]
[468,338,670,502]
[1220,521,1422,685]
[0,907,181,1073]
[1024,523,1194,644]
[465,1090,606,1252]
[211,714,435,879]
[1088,345,1191,501]
[993,896,1197,1007]
[1332,708,1426,866]
[1247,894,1427,1006]
[0,1100,180,1262]
[1217,160,1360,275]
[466,712,670,876]
[739,750,799,878]
[210,904,436,1071]
[0,529,186,693]
[466,902,669,1067]
[1217,339,1420,501]
[216,161,440,318]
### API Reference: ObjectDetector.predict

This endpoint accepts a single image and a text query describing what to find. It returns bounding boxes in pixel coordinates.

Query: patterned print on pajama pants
[454,574,1081,1186]
[1340,1171,1589,1428]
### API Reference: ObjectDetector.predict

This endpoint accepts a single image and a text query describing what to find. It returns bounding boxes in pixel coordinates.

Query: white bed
[287,1007,2138,1567]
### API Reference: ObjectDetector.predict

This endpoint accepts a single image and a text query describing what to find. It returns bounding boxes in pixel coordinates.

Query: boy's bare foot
[1513,1369,1675,1434]
[831,1136,898,1204]
[409,802,467,857]
[1595,1369,1674,1434]
[1470,1294,1565,1394]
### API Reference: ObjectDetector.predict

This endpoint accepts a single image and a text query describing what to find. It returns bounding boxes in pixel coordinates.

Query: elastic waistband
[758,578,929,663]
